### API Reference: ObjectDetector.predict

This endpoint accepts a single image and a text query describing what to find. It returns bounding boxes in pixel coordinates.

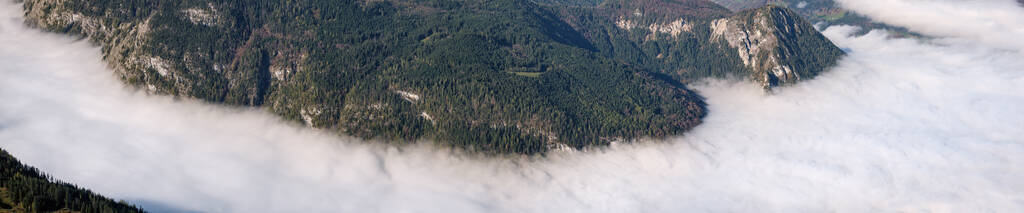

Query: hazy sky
[1,0,1022,212]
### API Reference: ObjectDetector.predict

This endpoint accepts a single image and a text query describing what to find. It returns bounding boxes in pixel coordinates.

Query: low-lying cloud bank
[1,0,1023,212]
[836,0,1024,50]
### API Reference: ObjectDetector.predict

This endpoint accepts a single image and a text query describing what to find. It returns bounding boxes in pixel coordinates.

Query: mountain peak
[711,5,844,89]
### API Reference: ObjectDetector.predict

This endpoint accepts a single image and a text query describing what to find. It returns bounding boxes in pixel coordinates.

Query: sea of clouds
[1,0,1022,212]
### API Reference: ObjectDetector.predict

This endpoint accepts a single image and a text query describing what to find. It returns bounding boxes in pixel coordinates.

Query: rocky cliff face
[710,6,839,88]
[22,0,151,85]
[23,0,274,105]
[562,2,843,90]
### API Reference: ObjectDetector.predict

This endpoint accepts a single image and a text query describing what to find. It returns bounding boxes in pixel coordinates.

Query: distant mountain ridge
[709,0,919,36]
[21,0,842,154]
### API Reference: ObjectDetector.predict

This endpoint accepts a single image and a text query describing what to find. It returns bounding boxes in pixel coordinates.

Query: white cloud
[1,1,1023,212]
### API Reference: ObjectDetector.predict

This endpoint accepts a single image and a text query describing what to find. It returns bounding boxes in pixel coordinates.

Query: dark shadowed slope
[0,149,144,213]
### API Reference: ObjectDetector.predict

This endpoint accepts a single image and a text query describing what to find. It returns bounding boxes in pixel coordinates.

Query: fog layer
[1,0,1023,212]
[836,0,1024,50]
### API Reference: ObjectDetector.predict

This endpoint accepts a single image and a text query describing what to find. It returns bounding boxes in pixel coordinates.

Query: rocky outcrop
[23,0,158,91]
[710,6,843,89]
[580,2,843,90]
[22,0,283,105]
[615,17,695,40]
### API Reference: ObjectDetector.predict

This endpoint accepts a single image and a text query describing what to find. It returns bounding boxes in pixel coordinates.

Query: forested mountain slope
[0,149,144,213]
[20,0,842,154]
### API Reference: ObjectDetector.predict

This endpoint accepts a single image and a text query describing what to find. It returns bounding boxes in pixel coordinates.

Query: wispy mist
[1,0,1022,212]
